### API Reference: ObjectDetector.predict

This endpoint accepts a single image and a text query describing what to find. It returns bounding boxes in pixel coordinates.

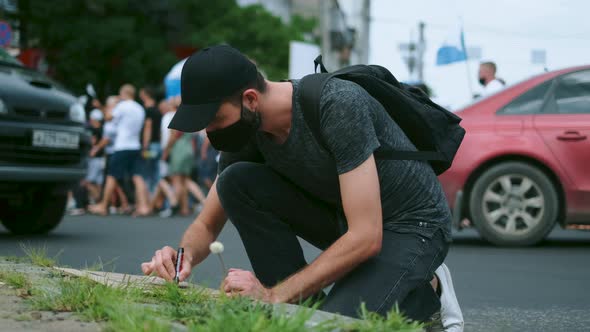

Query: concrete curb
[1,259,431,331]
[54,267,359,329]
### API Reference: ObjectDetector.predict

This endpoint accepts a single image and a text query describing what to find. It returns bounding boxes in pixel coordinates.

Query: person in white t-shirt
[90,96,131,214]
[159,99,176,177]
[478,61,505,97]
[150,99,180,216]
[89,84,151,216]
[160,107,175,149]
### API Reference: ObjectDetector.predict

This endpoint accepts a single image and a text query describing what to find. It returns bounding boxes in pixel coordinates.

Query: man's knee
[132,174,145,183]
[216,162,265,201]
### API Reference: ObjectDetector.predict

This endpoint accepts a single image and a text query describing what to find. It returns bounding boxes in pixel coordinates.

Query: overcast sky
[368,0,590,109]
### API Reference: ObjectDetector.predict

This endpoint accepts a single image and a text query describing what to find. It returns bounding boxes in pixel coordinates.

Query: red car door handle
[557,131,587,141]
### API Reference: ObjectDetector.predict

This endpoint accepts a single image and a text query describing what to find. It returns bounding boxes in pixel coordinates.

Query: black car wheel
[0,188,67,235]
[469,162,558,246]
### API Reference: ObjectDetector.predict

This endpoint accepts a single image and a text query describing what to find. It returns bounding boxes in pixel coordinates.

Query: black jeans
[216,162,449,321]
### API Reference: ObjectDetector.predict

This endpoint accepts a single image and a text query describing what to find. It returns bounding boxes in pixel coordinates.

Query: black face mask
[206,103,260,152]
[478,77,486,86]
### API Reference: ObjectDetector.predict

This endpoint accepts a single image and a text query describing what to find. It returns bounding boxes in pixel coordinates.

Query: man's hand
[223,268,277,303]
[141,246,192,282]
[161,148,170,162]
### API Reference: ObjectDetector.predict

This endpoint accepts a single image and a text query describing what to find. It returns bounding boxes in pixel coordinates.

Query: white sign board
[289,41,321,79]
[531,49,546,65]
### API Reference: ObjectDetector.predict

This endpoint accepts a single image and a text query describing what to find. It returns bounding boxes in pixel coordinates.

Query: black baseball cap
[168,45,258,132]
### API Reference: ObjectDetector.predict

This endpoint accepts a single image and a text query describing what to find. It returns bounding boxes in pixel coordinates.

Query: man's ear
[242,89,259,110]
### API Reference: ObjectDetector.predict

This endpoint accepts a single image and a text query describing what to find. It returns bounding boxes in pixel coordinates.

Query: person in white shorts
[89,85,151,216]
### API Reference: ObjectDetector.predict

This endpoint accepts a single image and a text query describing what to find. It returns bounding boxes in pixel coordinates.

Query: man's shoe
[66,198,76,210]
[68,208,86,216]
[158,208,173,218]
[435,263,464,332]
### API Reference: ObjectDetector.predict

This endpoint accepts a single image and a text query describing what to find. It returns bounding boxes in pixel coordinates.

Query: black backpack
[299,56,465,175]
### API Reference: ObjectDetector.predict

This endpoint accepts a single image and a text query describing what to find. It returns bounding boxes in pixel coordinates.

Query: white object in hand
[209,241,224,254]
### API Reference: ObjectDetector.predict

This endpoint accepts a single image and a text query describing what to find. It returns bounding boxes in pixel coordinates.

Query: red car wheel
[469,162,559,246]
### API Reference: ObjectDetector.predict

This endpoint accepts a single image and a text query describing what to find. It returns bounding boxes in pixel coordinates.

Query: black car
[0,48,91,234]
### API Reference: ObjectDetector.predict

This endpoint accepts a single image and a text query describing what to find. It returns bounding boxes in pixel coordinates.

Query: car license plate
[32,130,79,149]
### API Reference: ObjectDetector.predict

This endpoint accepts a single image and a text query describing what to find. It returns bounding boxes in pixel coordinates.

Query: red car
[439,65,590,246]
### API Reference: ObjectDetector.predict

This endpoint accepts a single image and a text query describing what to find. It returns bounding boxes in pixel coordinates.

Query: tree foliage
[175,1,317,80]
[13,0,316,97]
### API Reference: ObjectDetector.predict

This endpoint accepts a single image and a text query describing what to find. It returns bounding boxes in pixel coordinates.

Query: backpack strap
[300,73,333,153]
[314,55,329,74]
[374,150,445,161]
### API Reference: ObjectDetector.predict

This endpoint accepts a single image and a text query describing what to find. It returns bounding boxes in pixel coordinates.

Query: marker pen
[174,247,184,284]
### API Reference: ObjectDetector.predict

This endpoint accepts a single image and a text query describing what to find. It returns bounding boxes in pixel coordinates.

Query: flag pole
[461,27,475,99]
[464,59,474,99]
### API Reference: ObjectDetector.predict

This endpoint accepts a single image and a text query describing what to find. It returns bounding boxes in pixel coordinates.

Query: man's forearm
[93,138,109,152]
[271,230,378,303]
[165,129,180,152]
[143,120,152,149]
[201,138,210,156]
[179,179,227,267]
[179,221,218,267]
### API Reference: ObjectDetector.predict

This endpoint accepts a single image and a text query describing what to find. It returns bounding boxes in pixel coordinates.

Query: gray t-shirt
[219,78,451,240]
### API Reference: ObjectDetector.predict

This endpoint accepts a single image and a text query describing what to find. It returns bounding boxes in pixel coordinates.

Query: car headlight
[0,98,7,114]
[69,103,86,123]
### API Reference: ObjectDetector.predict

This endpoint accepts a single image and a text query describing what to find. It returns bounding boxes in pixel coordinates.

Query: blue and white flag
[436,25,467,65]
[164,58,187,100]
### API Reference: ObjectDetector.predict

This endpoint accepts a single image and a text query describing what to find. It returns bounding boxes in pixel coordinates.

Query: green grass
[2,248,425,330]
[0,270,31,290]
[187,298,300,332]
[3,256,28,264]
[103,304,171,332]
[30,276,143,322]
[19,244,62,267]
[338,303,424,332]
[146,280,209,306]
[28,275,325,331]
[27,275,424,331]
[84,256,119,272]
[17,262,423,332]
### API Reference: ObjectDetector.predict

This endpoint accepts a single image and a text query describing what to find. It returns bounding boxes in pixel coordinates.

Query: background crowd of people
[67,84,218,218]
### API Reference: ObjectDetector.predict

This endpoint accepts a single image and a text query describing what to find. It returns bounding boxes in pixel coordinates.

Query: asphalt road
[1,214,589,331]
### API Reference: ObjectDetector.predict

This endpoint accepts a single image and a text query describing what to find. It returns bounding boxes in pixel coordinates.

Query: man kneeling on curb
[142,45,463,329]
